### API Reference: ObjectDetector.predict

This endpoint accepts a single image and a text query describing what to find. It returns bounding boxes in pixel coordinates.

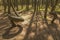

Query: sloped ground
[0,11,60,40]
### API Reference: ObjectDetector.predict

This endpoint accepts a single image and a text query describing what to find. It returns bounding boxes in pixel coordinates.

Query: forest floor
[0,11,60,40]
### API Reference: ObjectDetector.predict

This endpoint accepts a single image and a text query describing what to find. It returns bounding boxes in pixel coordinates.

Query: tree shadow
[33,29,48,40]
[32,18,60,40]
[23,10,36,40]
[2,25,23,39]
[44,19,60,40]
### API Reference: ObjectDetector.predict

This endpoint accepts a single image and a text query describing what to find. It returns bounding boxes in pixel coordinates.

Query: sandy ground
[0,11,60,40]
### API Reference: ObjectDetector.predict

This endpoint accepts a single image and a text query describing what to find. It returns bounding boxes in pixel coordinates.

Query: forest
[0,0,60,40]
